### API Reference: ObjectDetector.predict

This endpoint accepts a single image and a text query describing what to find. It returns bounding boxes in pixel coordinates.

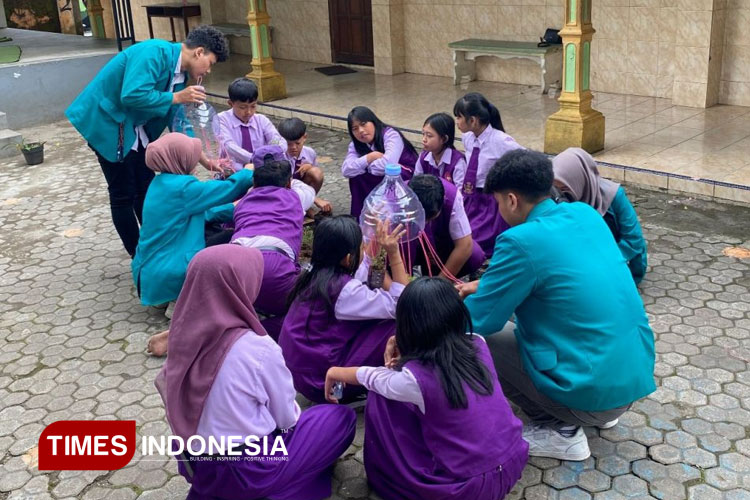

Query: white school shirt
[334,255,405,321]
[231,180,315,260]
[196,331,301,440]
[132,55,185,151]
[355,334,488,414]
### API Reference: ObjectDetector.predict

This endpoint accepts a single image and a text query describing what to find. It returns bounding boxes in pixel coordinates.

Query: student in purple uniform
[454,92,524,259]
[278,117,332,216]
[156,245,356,500]
[279,216,409,403]
[325,277,528,500]
[414,113,467,188]
[341,106,418,218]
[408,174,485,279]
[217,78,285,171]
[231,146,316,340]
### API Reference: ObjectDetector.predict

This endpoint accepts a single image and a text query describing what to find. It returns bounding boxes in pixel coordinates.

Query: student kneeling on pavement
[458,149,656,461]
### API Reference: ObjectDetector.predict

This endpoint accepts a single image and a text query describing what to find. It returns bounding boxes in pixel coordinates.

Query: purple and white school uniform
[361,336,529,500]
[217,111,286,171]
[285,145,318,181]
[461,125,523,259]
[341,127,418,218]
[232,181,316,339]
[407,178,485,278]
[184,331,356,500]
[279,257,403,403]
[414,148,467,188]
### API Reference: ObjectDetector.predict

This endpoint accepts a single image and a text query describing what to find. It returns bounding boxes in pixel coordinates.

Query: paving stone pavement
[1,118,749,500]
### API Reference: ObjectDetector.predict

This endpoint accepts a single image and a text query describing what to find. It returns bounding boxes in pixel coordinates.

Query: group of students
[66,26,655,500]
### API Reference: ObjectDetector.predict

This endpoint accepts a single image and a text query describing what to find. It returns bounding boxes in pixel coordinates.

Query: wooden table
[145,3,201,41]
[448,39,563,94]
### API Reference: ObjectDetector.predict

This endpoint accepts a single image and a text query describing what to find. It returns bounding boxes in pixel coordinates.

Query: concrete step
[0,128,22,159]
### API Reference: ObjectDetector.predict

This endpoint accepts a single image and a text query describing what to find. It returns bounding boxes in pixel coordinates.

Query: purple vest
[365,337,527,481]
[232,187,304,257]
[279,275,394,402]
[349,129,418,218]
[418,148,462,184]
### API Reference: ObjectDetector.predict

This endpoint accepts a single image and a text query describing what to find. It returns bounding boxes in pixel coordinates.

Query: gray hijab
[552,147,619,215]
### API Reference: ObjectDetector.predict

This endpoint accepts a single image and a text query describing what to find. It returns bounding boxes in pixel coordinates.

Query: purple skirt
[463,191,509,260]
[181,405,356,500]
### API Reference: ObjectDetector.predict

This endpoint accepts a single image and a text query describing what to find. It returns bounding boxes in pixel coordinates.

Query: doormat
[0,45,21,63]
[314,65,357,76]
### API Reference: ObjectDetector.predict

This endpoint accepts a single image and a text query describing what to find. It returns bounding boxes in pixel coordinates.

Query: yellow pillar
[88,0,107,39]
[245,0,287,102]
[544,0,604,154]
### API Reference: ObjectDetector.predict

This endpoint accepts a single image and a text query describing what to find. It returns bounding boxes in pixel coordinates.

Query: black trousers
[93,145,154,257]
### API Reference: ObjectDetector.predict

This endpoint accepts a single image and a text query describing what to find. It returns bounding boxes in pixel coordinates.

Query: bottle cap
[385,164,401,176]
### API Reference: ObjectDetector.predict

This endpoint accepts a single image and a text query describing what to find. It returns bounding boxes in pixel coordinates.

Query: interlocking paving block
[649,444,682,465]
[3,118,750,499]
[612,474,649,497]
[687,484,724,500]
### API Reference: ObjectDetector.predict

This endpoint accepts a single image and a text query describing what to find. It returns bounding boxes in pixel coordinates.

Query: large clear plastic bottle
[171,102,223,162]
[360,164,425,243]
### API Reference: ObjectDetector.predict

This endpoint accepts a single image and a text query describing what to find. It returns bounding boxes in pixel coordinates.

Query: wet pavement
[0,118,749,500]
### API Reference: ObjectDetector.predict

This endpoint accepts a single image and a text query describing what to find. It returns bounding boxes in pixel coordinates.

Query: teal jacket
[66,39,186,163]
[465,199,655,412]
[132,169,254,306]
[607,187,648,284]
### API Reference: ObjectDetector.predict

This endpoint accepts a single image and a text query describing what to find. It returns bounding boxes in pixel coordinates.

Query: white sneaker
[522,424,591,461]
[599,418,619,429]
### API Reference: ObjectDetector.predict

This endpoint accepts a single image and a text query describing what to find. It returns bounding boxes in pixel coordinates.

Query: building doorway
[328,0,373,66]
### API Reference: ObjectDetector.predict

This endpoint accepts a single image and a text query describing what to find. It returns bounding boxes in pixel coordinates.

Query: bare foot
[147,330,169,357]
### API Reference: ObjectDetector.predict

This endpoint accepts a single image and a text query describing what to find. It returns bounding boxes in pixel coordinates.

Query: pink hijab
[155,244,267,440]
[145,133,202,174]
[552,147,619,215]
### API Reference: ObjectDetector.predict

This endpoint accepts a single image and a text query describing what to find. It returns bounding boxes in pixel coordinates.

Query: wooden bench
[448,39,563,94]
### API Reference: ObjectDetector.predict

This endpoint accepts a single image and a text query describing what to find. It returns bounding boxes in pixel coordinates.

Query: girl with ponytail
[453,92,524,259]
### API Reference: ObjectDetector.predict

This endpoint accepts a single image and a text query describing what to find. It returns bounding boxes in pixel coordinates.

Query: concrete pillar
[672,0,725,108]
[88,0,107,38]
[245,0,286,102]
[57,0,83,35]
[0,0,8,28]
[372,0,404,75]
[544,0,605,154]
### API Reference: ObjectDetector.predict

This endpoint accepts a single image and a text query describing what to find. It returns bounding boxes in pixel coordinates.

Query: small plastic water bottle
[332,381,344,400]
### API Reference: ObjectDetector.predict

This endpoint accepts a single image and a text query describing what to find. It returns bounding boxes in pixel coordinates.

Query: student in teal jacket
[66,26,229,257]
[552,147,647,284]
[459,149,655,462]
[133,133,254,356]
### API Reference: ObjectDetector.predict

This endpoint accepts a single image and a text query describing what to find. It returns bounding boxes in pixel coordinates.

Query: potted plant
[367,247,387,289]
[15,140,46,165]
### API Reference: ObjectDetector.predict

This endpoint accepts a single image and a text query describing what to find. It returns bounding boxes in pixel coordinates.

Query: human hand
[375,220,406,256]
[315,198,332,214]
[456,280,479,299]
[384,336,400,368]
[324,368,344,404]
[173,85,206,105]
[297,164,314,177]
[366,151,384,164]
